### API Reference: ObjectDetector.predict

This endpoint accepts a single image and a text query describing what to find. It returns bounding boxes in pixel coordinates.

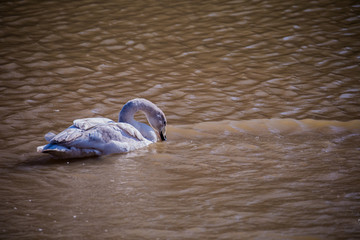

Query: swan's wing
[44,132,56,142]
[50,127,84,144]
[49,123,145,146]
[48,118,115,143]
[115,122,146,141]
[73,117,115,130]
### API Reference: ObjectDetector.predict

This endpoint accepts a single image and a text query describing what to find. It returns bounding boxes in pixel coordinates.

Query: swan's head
[119,98,167,142]
[148,110,167,141]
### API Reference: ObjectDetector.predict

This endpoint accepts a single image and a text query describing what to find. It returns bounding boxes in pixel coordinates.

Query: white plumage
[37,98,167,158]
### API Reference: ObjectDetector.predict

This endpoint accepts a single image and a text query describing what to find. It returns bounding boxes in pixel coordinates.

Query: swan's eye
[163,120,167,126]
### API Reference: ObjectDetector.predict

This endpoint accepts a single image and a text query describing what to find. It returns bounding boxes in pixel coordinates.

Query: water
[1,0,360,239]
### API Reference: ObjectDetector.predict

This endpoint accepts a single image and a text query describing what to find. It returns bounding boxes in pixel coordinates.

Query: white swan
[37,98,167,158]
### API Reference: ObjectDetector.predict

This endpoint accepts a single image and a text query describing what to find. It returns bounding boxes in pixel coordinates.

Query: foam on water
[168,119,360,140]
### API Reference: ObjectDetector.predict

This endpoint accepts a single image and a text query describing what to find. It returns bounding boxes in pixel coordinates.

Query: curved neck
[118,99,157,142]
[118,100,138,124]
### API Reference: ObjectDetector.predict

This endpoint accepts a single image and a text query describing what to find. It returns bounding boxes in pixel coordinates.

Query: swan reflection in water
[37,98,167,159]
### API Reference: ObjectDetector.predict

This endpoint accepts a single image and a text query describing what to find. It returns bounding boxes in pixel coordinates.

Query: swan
[37,98,167,158]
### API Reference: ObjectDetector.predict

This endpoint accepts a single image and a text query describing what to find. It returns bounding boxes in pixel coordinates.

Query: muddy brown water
[1,0,360,239]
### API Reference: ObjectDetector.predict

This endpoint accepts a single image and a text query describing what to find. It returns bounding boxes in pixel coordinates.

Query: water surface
[1,0,360,239]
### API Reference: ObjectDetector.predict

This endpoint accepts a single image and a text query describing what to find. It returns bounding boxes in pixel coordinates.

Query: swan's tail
[37,145,45,153]
[37,143,101,158]
[39,143,69,153]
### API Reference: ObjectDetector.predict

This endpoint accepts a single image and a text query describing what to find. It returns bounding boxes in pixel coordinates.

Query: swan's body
[37,98,167,159]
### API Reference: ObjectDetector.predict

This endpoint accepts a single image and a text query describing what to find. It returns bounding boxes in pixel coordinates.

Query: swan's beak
[160,130,167,141]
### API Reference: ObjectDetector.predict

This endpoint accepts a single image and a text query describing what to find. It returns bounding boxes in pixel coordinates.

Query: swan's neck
[118,99,157,142]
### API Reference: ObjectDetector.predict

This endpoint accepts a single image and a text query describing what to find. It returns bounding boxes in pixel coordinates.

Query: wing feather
[73,117,115,130]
